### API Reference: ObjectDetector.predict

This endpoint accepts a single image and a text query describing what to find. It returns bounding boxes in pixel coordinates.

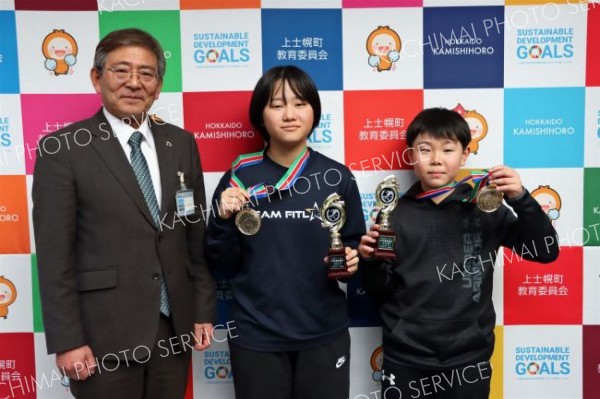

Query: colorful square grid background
[1,1,599,398]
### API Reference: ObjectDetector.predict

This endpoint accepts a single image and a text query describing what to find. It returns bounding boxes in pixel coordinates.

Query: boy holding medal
[358,107,559,398]
[205,66,365,399]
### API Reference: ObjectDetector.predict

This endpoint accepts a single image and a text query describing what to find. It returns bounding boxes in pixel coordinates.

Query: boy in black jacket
[358,108,559,399]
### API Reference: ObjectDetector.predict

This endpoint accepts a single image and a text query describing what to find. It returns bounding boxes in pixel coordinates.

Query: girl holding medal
[205,66,365,399]
[358,108,559,399]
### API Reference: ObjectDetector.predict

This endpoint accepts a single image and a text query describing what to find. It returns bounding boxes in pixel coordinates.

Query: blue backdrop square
[0,11,20,94]
[504,87,585,168]
[423,6,504,89]
[261,8,343,91]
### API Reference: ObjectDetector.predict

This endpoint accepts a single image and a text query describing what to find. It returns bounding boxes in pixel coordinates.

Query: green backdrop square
[99,10,182,92]
[584,168,600,246]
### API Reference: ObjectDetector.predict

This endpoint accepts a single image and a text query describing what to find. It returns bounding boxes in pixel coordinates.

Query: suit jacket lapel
[151,120,176,218]
[88,109,157,229]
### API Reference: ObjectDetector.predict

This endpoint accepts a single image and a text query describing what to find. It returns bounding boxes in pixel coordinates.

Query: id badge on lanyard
[176,171,195,217]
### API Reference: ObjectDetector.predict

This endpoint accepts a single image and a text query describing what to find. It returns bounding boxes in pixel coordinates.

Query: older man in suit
[32,28,216,398]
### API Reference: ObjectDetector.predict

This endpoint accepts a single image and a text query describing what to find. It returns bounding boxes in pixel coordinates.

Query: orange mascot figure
[366,26,402,72]
[0,276,17,319]
[42,29,78,76]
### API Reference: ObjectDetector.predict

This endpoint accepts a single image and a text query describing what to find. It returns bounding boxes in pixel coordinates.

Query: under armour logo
[381,369,396,386]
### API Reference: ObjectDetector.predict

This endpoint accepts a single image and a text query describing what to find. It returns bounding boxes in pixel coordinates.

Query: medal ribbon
[415,170,490,202]
[229,147,310,199]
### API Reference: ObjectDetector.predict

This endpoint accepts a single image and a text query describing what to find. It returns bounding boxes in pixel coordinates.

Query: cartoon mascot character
[0,276,17,319]
[370,346,384,382]
[366,26,401,72]
[452,103,489,155]
[42,29,78,76]
[531,185,562,225]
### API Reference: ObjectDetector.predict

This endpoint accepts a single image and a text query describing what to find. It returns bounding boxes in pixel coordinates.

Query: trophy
[320,193,349,279]
[476,184,503,213]
[373,175,400,259]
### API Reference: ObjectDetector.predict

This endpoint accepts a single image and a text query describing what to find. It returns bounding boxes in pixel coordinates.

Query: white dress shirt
[103,108,162,208]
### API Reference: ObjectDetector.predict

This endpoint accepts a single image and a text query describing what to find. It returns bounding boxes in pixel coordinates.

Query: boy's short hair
[406,107,471,149]
[249,65,321,143]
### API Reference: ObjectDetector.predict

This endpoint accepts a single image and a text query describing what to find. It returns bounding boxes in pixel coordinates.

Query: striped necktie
[128,131,171,316]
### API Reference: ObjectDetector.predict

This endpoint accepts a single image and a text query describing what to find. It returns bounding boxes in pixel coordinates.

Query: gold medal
[477,185,503,213]
[235,207,261,235]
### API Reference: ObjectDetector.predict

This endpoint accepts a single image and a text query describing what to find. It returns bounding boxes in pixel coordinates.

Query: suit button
[152,273,160,280]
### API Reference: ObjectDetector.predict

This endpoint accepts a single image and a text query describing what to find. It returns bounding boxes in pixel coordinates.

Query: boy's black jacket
[363,182,559,369]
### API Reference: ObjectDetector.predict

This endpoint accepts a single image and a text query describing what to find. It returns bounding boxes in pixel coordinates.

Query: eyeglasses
[105,67,159,84]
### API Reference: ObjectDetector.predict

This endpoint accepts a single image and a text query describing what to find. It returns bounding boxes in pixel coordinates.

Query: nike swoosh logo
[336,356,346,368]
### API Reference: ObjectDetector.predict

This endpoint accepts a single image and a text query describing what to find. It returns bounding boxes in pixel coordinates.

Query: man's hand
[56,345,96,381]
[193,323,213,350]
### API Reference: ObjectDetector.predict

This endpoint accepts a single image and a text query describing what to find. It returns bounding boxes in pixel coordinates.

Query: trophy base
[327,247,350,280]
[373,229,396,260]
